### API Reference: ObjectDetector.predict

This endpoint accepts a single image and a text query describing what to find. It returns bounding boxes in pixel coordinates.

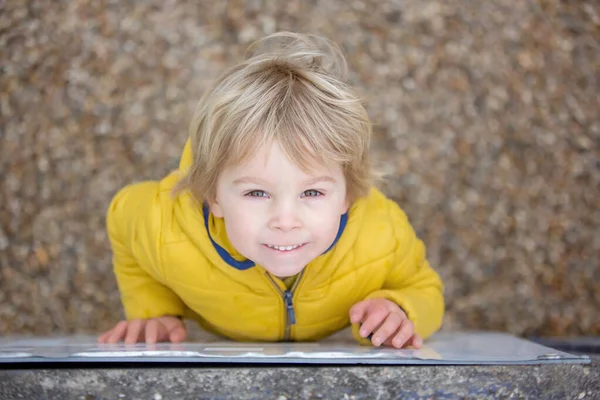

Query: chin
[263,264,306,278]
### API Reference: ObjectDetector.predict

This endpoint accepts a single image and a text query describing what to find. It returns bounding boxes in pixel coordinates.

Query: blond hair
[174,32,375,204]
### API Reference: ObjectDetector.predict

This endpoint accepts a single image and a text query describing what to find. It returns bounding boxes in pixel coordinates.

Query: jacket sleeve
[352,201,445,344]
[107,181,186,320]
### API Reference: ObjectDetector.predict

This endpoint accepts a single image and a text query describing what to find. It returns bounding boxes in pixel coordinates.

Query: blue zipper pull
[283,290,296,325]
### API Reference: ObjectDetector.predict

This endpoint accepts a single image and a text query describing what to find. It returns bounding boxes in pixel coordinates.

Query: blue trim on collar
[325,211,348,253]
[203,203,255,270]
[203,203,348,271]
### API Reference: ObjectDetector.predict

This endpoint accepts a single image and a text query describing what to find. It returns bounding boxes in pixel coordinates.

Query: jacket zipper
[265,270,305,341]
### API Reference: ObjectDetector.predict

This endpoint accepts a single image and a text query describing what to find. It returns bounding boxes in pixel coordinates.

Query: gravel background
[1,0,598,337]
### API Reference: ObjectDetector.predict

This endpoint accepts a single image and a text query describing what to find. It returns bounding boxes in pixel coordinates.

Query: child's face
[210,140,349,278]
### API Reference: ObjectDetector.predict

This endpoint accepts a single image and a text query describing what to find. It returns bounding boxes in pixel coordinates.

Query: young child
[98,32,444,349]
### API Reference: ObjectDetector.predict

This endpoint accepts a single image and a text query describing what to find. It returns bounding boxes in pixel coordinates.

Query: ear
[342,195,351,214]
[208,198,224,218]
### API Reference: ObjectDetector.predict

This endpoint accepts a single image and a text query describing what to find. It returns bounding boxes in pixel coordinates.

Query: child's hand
[97,316,187,345]
[349,298,422,349]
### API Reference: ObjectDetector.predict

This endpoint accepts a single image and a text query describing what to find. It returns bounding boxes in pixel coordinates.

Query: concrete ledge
[1,356,598,399]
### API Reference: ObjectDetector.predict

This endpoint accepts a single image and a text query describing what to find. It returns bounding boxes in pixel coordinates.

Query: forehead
[223,140,342,179]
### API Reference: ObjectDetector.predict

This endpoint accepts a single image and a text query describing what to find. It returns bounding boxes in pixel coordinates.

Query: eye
[245,190,269,198]
[301,189,323,198]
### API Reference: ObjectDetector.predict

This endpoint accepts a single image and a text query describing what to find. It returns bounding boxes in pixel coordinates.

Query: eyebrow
[232,177,269,186]
[304,176,338,186]
[232,176,338,186]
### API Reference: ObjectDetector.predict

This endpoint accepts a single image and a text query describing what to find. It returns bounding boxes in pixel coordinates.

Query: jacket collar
[202,203,348,270]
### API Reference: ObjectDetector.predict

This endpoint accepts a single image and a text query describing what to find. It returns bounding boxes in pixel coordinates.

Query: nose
[268,200,302,232]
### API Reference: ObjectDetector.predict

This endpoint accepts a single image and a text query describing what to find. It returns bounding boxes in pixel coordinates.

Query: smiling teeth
[268,244,301,251]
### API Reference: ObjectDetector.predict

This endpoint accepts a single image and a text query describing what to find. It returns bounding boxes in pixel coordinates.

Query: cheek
[307,205,343,236]
[223,207,261,240]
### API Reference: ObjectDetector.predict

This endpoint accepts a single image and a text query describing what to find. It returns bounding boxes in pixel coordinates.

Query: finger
[408,333,423,349]
[124,319,144,344]
[159,316,187,343]
[169,326,187,343]
[98,329,115,344]
[145,319,159,344]
[391,319,415,349]
[358,305,389,338]
[388,332,421,349]
[106,321,128,344]
[97,330,111,344]
[371,313,403,347]
[349,301,370,324]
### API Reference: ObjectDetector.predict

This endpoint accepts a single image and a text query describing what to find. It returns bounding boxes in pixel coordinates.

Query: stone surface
[1,0,599,337]
[0,356,598,399]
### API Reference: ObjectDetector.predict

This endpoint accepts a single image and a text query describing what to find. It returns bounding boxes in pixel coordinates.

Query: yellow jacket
[107,140,444,343]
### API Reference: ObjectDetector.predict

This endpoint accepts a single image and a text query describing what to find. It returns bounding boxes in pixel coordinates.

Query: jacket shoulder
[106,179,164,269]
[349,188,412,261]
[107,180,162,234]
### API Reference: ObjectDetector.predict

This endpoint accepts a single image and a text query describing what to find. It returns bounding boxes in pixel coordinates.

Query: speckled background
[1,0,598,337]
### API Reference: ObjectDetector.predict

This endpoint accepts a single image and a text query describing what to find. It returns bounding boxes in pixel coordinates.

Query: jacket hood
[179,138,193,171]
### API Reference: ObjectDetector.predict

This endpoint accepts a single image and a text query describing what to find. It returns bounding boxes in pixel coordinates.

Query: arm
[107,181,186,321]
[351,202,444,346]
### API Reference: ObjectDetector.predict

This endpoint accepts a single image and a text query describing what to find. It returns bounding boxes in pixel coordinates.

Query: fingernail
[360,329,367,337]
[373,337,381,346]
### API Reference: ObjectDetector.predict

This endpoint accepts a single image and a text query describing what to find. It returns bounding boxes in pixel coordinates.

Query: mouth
[263,243,307,253]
